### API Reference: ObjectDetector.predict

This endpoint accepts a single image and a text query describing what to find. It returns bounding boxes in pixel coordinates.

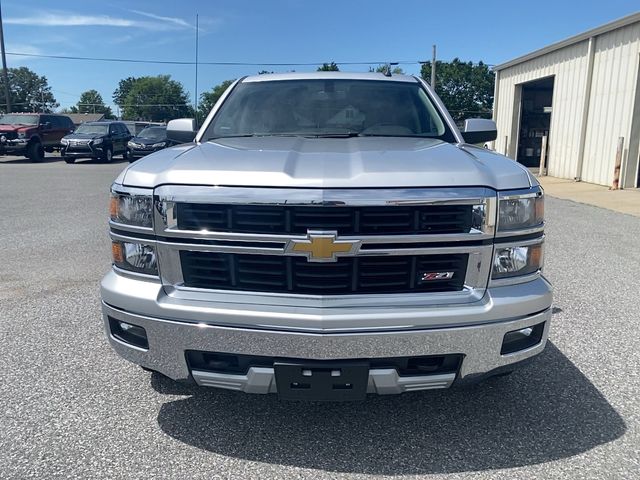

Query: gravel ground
[0,154,638,479]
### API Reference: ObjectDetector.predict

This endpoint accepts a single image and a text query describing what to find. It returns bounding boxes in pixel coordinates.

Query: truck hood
[120,136,535,190]
[0,124,35,133]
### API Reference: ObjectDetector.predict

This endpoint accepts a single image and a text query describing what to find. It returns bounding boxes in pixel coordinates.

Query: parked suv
[127,126,171,161]
[62,121,132,163]
[0,113,75,161]
[102,73,551,401]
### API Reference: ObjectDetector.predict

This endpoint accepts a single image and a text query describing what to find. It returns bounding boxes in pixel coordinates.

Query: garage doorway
[516,77,555,167]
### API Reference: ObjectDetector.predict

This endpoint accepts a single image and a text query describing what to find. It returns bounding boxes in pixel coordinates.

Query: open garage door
[516,77,555,168]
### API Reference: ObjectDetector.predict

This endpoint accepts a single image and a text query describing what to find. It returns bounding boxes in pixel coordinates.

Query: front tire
[27,141,45,162]
[102,147,113,163]
[63,157,75,164]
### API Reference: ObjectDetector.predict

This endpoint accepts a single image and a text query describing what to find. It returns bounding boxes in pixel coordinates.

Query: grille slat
[181,251,468,295]
[176,204,473,235]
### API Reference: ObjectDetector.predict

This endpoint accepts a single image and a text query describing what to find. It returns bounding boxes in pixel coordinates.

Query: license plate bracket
[274,360,369,401]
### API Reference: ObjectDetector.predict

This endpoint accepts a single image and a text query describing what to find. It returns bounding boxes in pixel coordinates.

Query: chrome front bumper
[101,271,552,394]
[190,367,457,394]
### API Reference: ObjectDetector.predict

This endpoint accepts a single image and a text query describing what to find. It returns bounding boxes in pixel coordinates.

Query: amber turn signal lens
[109,196,118,220]
[529,244,543,267]
[111,241,124,263]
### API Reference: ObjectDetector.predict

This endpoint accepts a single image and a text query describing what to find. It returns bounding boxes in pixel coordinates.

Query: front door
[109,124,123,153]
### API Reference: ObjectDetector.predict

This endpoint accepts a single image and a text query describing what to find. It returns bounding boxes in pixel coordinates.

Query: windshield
[138,127,166,140]
[0,114,39,125]
[203,79,453,141]
[75,124,108,135]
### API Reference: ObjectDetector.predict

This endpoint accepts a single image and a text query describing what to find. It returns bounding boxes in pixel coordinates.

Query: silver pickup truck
[102,72,551,401]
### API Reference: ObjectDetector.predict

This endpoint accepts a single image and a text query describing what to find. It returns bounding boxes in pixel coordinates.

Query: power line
[76,102,189,107]
[6,51,441,67]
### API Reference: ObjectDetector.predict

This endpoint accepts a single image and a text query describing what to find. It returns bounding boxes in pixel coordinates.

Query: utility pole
[431,44,437,89]
[194,14,199,125]
[0,0,11,113]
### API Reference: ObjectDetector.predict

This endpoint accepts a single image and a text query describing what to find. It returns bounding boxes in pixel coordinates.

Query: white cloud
[130,10,194,29]
[7,14,134,27]
[4,44,45,63]
[5,13,189,30]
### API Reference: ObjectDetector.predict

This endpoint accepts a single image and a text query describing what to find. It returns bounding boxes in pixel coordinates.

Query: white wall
[581,23,640,186]
[494,21,640,187]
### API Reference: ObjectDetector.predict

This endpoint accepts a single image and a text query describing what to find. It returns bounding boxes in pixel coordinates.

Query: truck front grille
[176,203,473,236]
[0,131,17,140]
[180,251,468,295]
[152,186,494,301]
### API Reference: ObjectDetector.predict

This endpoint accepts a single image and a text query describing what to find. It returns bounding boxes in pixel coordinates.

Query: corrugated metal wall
[582,23,640,185]
[494,42,590,180]
[494,21,640,186]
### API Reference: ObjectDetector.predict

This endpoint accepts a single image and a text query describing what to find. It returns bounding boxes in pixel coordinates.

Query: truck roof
[242,71,419,83]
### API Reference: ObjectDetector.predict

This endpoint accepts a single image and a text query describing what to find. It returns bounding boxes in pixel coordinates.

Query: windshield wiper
[208,133,302,140]
[308,132,361,138]
[358,133,433,138]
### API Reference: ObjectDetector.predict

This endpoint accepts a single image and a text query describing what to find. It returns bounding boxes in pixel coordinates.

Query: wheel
[63,157,75,164]
[27,141,45,162]
[102,147,113,163]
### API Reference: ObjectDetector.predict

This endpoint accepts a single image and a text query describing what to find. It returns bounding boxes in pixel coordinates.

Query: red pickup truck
[0,113,75,162]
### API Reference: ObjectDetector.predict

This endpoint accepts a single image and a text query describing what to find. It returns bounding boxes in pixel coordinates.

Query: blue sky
[2,0,639,112]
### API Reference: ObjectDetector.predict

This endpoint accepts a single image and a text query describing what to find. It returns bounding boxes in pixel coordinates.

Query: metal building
[493,12,640,188]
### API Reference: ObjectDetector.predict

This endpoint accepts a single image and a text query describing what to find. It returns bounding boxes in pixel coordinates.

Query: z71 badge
[420,271,455,282]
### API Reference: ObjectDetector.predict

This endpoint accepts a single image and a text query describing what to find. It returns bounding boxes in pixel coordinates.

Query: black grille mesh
[176,204,473,236]
[180,251,468,295]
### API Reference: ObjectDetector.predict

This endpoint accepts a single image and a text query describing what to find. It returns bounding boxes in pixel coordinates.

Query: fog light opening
[501,322,545,355]
[108,317,149,349]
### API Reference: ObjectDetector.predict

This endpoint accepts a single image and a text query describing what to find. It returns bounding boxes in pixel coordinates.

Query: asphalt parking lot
[1,153,639,479]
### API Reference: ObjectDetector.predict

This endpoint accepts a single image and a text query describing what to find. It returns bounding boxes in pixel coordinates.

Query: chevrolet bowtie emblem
[286,231,361,262]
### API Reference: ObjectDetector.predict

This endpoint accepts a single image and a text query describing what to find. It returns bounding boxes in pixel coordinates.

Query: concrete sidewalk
[537,176,640,217]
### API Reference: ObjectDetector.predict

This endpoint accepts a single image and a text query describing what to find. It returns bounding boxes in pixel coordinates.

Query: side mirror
[167,118,197,144]
[462,118,497,144]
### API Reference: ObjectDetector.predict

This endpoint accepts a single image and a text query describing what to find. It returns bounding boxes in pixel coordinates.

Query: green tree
[121,75,192,121]
[0,67,58,113]
[317,62,339,71]
[420,59,494,122]
[113,77,138,111]
[198,79,235,119]
[69,89,113,117]
[370,65,404,75]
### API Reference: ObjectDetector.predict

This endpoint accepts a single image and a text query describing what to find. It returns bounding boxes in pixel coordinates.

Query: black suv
[0,113,75,162]
[62,121,132,163]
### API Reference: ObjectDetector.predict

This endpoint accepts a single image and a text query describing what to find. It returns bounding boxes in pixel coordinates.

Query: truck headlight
[152,142,166,148]
[112,241,158,275]
[492,243,543,279]
[17,132,27,139]
[110,186,153,228]
[498,188,544,232]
